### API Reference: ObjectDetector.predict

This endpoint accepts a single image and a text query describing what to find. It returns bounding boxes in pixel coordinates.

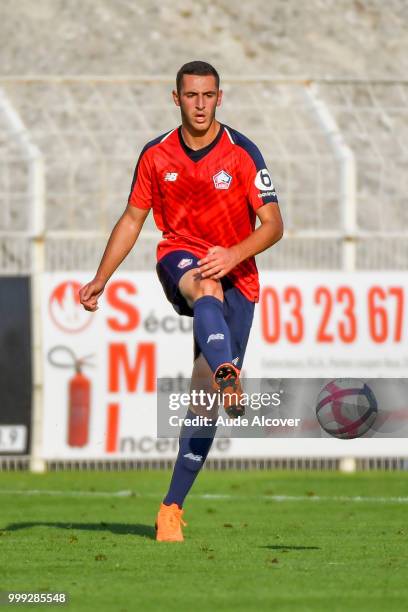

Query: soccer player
[79,61,283,542]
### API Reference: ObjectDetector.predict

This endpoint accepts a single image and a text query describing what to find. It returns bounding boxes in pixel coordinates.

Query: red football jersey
[128,124,278,302]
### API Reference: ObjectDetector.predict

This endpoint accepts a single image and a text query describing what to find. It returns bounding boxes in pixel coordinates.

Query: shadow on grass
[3,522,156,539]
[261,545,320,550]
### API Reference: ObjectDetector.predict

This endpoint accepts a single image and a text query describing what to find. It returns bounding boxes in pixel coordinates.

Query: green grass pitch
[0,470,408,611]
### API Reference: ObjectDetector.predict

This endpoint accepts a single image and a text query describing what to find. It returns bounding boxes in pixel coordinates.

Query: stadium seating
[0,1,407,273]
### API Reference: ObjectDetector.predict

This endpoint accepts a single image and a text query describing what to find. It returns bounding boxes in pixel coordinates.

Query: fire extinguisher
[68,362,90,447]
[48,347,94,448]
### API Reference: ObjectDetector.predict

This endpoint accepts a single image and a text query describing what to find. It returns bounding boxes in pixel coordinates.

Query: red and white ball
[316,379,378,439]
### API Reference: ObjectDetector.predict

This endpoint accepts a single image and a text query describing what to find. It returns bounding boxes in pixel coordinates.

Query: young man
[79,61,283,542]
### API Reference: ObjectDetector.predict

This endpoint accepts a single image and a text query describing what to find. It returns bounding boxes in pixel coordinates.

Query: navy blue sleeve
[224,125,278,206]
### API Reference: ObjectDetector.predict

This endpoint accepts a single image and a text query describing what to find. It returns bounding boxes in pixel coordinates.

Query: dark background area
[0,277,32,454]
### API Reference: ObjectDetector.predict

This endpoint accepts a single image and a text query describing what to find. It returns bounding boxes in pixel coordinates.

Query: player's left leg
[155,253,254,541]
[178,268,235,375]
[178,268,246,416]
[156,287,255,541]
[157,250,241,414]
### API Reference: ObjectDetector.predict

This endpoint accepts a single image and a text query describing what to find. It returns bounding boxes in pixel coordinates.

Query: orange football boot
[213,362,244,418]
[155,503,187,542]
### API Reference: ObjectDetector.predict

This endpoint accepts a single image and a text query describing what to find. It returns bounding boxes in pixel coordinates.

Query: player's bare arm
[79,205,149,311]
[198,203,284,280]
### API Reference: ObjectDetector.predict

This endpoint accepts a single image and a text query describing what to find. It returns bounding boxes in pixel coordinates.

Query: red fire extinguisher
[48,347,94,448]
[68,363,91,447]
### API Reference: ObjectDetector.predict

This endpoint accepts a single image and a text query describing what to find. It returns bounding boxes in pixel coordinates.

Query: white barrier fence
[34,271,408,467]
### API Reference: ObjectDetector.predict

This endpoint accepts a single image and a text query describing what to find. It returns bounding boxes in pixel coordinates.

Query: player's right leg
[157,282,255,541]
[156,354,216,542]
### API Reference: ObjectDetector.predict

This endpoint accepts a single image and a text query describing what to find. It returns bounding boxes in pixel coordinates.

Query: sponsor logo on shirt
[257,191,276,198]
[207,333,225,343]
[177,258,193,269]
[255,168,274,191]
[213,170,232,190]
[164,172,178,181]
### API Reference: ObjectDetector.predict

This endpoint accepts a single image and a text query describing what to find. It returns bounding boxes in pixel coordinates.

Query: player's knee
[197,278,223,301]
[179,269,223,304]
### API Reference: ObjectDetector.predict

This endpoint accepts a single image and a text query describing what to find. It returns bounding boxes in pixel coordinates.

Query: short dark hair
[176,61,220,93]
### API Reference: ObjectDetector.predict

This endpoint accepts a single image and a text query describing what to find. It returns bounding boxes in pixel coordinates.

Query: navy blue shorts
[156,250,255,370]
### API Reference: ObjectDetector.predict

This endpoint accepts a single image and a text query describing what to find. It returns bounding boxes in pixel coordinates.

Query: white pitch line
[200,493,408,503]
[261,494,408,503]
[0,489,133,498]
[0,490,407,504]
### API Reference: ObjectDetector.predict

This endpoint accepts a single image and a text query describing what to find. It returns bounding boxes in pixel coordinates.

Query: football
[316,379,378,439]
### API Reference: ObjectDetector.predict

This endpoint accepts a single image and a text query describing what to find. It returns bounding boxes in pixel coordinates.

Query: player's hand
[79,277,106,312]
[198,246,240,280]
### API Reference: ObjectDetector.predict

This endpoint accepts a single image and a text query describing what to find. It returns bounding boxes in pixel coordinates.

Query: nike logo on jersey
[213,170,232,190]
[164,172,178,181]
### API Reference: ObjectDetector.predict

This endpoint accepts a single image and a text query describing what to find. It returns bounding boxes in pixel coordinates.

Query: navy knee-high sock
[163,409,217,508]
[193,295,232,373]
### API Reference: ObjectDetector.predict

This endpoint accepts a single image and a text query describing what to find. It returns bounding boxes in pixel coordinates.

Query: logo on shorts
[213,170,232,190]
[207,333,224,343]
[232,356,240,366]
[183,452,203,462]
[177,258,193,269]
[164,172,178,181]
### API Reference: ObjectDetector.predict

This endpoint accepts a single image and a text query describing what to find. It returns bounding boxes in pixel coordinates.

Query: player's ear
[216,89,223,107]
[172,89,181,107]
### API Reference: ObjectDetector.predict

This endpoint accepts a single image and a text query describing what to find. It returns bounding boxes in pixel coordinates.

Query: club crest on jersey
[177,258,193,269]
[213,170,232,190]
